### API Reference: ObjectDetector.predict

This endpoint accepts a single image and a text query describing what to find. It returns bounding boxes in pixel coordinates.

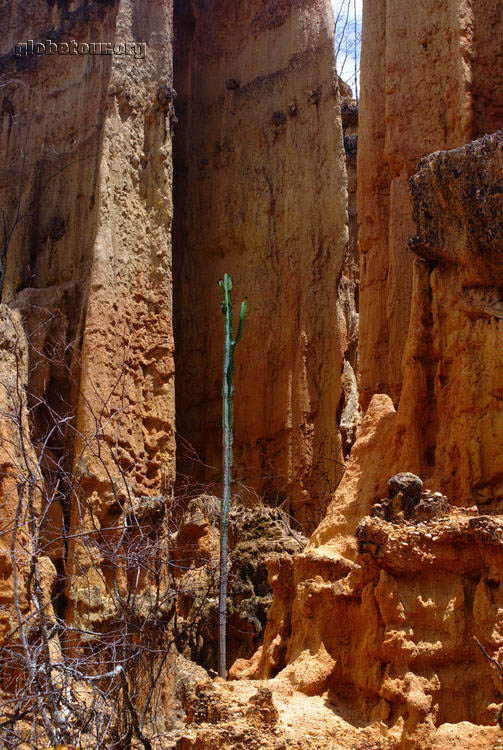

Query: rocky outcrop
[358,0,503,410]
[238,475,503,748]
[323,134,503,532]
[176,671,391,750]
[397,132,503,508]
[235,132,503,748]
[179,490,503,750]
[0,0,176,740]
[1,0,175,620]
[173,497,306,673]
[173,0,351,531]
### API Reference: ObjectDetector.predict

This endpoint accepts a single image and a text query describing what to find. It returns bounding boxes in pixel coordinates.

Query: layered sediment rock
[236,134,503,748]
[1,0,175,620]
[358,0,503,410]
[173,0,351,530]
[0,0,176,737]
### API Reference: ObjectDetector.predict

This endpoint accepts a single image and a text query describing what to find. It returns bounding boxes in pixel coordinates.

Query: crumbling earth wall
[173,0,352,531]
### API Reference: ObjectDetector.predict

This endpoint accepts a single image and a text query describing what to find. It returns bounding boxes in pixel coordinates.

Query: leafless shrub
[0,305,209,749]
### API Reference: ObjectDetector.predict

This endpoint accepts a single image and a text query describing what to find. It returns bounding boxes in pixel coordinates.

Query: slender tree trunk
[218,279,233,679]
[218,275,246,679]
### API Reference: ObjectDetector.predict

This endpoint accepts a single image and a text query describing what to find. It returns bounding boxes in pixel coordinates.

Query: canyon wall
[2,0,175,504]
[232,132,503,750]
[0,0,176,736]
[358,0,503,411]
[173,0,351,530]
[0,0,501,747]
[357,0,503,506]
[227,2,503,748]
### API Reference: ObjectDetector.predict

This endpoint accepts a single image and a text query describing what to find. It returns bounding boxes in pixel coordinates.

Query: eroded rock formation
[235,134,503,749]
[0,0,501,748]
[173,0,352,530]
[1,0,175,611]
[173,496,306,673]
[358,0,503,410]
[0,0,177,742]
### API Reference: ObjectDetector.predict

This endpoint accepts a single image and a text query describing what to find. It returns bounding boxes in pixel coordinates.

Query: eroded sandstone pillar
[174,0,349,529]
[1,0,175,640]
[358,0,503,410]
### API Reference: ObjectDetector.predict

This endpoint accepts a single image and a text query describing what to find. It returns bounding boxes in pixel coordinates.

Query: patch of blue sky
[332,0,362,95]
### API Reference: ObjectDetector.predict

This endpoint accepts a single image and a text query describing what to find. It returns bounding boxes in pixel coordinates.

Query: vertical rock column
[0,0,176,730]
[174,0,349,530]
[400,133,503,507]
[64,0,176,628]
[358,0,480,409]
[0,0,175,636]
[357,0,503,503]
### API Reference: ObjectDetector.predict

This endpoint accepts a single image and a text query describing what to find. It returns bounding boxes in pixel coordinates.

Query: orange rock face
[358,0,503,410]
[173,0,351,530]
[1,0,175,617]
[0,0,502,747]
[398,133,503,507]
[0,0,176,741]
[236,134,503,749]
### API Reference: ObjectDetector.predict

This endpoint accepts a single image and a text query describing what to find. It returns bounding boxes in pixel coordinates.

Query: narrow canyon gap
[0,0,502,748]
[172,0,354,531]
